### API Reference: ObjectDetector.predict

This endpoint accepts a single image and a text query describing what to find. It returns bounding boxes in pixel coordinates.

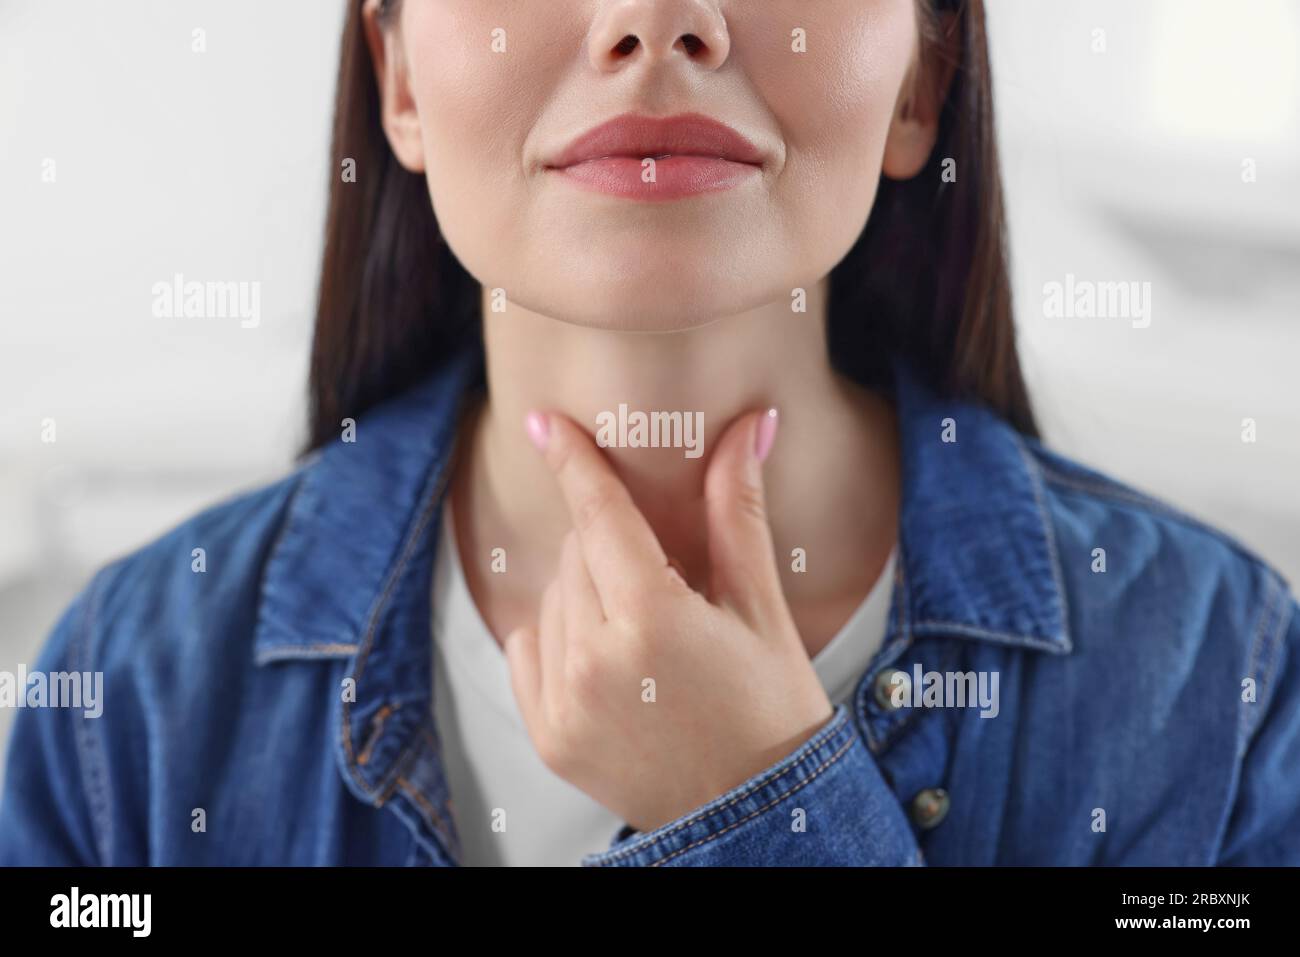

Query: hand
[503,407,834,833]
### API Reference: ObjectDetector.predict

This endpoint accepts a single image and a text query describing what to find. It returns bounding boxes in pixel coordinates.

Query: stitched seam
[377,733,422,804]
[1238,576,1269,751]
[341,493,438,783]
[255,643,359,664]
[411,727,462,860]
[1038,466,1183,517]
[1039,464,1281,577]
[1240,572,1288,755]
[1012,434,1072,648]
[1260,584,1295,696]
[251,469,316,656]
[911,619,1061,651]
[410,728,459,853]
[595,712,852,865]
[649,734,858,866]
[340,444,456,795]
[373,710,441,807]
[357,704,397,766]
[339,380,476,798]
[396,776,455,854]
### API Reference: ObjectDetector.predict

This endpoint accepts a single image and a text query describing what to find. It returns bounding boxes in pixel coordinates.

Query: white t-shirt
[430,501,896,866]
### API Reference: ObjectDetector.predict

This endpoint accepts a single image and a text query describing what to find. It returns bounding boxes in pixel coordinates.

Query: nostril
[680,34,704,56]
[605,31,715,63]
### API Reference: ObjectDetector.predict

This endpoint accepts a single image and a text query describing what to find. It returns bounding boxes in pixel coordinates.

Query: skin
[364,0,954,832]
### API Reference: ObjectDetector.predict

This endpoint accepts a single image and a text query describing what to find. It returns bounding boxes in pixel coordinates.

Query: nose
[588,0,731,73]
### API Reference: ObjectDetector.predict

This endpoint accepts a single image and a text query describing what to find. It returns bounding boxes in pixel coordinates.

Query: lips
[544,112,765,201]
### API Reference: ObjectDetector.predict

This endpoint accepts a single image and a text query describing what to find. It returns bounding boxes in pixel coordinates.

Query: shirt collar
[253,342,485,665]
[890,361,1071,654]
[253,344,1070,665]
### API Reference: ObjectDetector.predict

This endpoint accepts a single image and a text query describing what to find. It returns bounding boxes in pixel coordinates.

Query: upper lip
[545,112,765,170]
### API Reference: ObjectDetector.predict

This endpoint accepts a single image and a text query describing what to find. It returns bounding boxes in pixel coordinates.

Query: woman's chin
[515,281,784,334]
[551,311,727,335]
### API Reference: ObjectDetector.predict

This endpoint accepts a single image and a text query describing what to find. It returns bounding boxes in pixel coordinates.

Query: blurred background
[1,0,1297,784]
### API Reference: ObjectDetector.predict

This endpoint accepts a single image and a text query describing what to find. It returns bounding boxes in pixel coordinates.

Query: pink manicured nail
[524,411,550,452]
[754,408,779,463]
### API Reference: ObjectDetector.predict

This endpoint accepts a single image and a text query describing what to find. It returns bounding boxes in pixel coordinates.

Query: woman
[2,0,1296,866]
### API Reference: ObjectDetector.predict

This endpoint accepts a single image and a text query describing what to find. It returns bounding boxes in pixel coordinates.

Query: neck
[449,279,901,653]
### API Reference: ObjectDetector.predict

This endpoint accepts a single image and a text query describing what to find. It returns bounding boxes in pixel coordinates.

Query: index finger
[529,411,668,615]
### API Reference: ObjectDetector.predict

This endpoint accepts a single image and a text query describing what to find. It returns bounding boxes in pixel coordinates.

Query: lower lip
[548,155,760,201]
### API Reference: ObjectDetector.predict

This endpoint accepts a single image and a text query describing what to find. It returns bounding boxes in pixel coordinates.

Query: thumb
[704,408,789,631]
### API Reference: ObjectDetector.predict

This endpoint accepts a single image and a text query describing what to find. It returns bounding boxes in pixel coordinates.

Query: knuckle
[732,480,768,522]
[573,484,619,535]
[709,476,766,523]
[605,608,655,655]
[607,613,641,646]
[547,431,577,474]
[611,590,655,630]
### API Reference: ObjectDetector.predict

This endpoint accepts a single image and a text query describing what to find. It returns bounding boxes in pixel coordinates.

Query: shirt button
[873,668,911,711]
[911,788,950,829]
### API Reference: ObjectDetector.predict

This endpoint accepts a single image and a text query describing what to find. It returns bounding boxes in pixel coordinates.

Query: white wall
[989,0,1300,580]
[0,0,349,764]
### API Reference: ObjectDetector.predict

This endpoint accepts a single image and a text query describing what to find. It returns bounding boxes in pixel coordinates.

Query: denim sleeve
[0,578,104,866]
[1217,588,1300,865]
[580,704,923,866]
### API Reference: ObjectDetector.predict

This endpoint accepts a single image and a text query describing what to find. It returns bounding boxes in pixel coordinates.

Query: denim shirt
[2,342,1297,866]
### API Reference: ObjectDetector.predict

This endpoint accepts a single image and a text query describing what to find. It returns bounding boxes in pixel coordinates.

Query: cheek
[402,5,559,280]
[748,0,917,243]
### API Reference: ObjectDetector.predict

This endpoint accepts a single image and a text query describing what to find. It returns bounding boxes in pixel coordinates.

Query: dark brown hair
[304,0,1036,453]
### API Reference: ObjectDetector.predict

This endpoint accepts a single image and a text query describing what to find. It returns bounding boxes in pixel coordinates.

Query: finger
[526,411,668,615]
[538,578,565,722]
[703,407,790,631]
[504,624,541,732]
[560,528,604,632]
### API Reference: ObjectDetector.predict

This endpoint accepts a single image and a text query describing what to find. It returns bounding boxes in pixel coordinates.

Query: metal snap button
[910,788,950,829]
[873,667,911,711]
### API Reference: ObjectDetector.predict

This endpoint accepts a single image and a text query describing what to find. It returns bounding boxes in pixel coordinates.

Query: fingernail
[754,408,779,463]
[524,411,550,452]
